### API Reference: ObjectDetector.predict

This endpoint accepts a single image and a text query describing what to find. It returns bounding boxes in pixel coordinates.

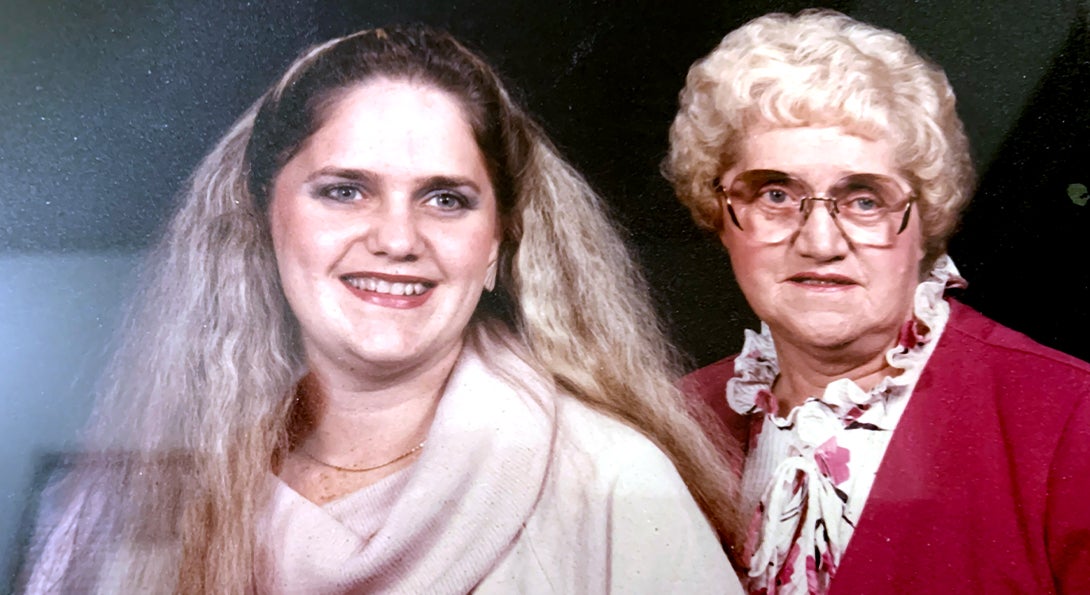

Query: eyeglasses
[715,169,916,247]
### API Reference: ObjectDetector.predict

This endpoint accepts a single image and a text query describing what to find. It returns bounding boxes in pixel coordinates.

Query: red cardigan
[683,300,1090,593]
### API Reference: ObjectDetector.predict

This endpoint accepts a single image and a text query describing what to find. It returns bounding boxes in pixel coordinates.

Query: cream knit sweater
[26,335,741,594]
[257,338,741,594]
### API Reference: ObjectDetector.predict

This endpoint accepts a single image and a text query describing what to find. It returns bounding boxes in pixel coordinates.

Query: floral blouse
[728,256,966,594]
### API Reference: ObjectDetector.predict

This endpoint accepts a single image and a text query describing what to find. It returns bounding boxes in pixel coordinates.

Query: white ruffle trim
[726,254,964,423]
[728,255,965,593]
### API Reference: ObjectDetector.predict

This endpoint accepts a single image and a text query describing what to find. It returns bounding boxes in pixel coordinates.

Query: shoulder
[680,357,749,461]
[681,356,739,425]
[552,396,683,485]
[937,300,1090,389]
[917,299,1090,465]
[937,302,1090,591]
[547,396,709,514]
[542,397,741,593]
[681,356,738,405]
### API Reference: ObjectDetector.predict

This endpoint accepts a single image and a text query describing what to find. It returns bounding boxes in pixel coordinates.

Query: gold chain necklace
[296,440,426,473]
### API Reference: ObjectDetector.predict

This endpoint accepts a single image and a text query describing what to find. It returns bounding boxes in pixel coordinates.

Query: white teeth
[345,277,429,296]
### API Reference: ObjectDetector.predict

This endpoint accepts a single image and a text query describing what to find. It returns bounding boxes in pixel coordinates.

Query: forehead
[734,126,898,179]
[296,78,488,181]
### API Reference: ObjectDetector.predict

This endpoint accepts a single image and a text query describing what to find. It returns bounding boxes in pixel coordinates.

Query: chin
[350,338,422,364]
[347,327,464,372]
[778,313,864,350]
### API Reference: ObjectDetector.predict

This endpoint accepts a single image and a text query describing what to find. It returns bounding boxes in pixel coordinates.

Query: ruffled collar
[727,255,965,426]
[733,256,965,592]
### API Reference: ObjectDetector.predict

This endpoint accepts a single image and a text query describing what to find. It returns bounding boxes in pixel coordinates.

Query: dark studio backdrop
[1,0,1088,584]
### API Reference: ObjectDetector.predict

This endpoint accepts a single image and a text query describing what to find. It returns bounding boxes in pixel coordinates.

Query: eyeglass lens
[721,169,913,246]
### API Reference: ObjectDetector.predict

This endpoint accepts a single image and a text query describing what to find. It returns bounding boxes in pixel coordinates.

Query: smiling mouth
[341,275,434,296]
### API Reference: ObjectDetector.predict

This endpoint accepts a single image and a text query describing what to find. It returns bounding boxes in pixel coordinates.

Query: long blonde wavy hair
[25,26,740,593]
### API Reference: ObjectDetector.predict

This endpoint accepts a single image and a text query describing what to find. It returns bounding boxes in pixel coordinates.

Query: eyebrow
[305,167,377,185]
[305,167,483,193]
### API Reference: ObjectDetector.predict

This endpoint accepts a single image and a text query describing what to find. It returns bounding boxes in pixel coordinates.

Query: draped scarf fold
[257,340,557,594]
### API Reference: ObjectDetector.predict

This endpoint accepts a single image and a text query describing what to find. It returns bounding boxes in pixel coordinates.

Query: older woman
[665,10,1090,594]
[24,26,743,593]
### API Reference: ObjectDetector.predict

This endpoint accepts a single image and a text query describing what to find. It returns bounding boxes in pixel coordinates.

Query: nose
[365,199,422,261]
[792,201,850,260]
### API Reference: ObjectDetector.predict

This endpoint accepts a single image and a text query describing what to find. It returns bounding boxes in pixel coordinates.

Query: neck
[770,331,898,414]
[293,341,463,466]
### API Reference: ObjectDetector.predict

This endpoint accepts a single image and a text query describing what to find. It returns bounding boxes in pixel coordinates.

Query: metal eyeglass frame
[715,184,915,238]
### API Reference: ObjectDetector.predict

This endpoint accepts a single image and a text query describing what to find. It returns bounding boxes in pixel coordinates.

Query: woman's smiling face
[268,78,500,383]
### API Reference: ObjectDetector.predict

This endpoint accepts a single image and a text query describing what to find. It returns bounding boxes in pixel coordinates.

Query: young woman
[25,26,743,594]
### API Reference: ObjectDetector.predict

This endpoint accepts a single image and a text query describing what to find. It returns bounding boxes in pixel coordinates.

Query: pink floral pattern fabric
[728,256,965,594]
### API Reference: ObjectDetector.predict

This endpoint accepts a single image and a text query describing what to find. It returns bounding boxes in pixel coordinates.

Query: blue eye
[426,191,470,211]
[842,193,885,213]
[759,188,793,205]
[321,185,362,202]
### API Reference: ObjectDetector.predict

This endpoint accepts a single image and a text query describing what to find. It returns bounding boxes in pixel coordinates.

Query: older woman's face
[718,126,924,353]
[268,79,500,382]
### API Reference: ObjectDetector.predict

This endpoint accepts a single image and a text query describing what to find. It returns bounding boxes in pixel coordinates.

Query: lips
[342,275,432,296]
[339,272,436,307]
[786,272,858,287]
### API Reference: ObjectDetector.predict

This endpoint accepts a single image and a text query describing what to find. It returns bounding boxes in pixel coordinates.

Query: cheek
[722,232,772,283]
[888,232,926,285]
[268,197,300,260]
[268,206,330,298]
[455,233,499,275]
[269,215,306,275]
[269,199,336,266]
[439,218,501,275]
[864,238,925,317]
